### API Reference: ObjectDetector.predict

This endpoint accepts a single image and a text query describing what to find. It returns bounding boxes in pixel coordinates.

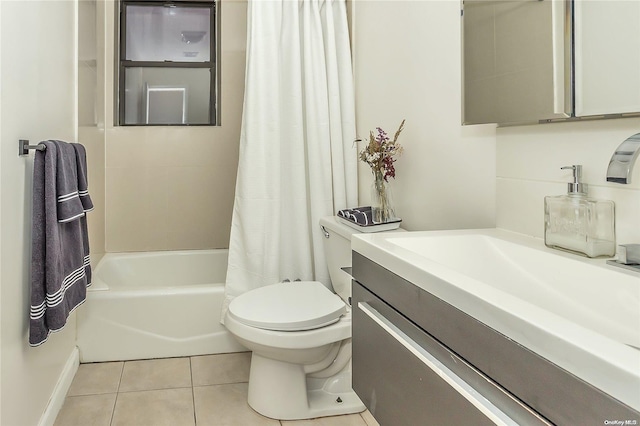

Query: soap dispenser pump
[562,165,586,195]
[544,165,616,258]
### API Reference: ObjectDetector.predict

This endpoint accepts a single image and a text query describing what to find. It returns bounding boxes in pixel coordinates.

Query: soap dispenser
[544,165,616,258]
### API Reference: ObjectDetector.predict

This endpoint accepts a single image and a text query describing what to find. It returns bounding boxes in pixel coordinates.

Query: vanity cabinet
[351,251,638,425]
[352,282,540,425]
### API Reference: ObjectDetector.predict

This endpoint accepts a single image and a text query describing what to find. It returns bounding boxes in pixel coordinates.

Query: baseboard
[38,347,79,426]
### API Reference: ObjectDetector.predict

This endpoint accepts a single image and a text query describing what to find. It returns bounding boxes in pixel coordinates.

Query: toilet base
[247,353,365,420]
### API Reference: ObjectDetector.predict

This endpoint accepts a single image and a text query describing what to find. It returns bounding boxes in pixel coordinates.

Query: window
[118,0,218,125]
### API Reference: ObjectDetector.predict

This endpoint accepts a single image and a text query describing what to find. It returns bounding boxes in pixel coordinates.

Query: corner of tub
[88,279,109,291]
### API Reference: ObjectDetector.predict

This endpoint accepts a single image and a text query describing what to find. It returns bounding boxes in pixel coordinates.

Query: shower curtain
[222,0,357,319]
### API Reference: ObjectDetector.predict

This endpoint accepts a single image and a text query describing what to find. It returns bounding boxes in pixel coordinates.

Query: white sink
[352,228,640,411]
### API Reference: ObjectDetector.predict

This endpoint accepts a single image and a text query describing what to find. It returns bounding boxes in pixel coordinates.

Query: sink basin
[352,228,640,411]
[388,233,640,348]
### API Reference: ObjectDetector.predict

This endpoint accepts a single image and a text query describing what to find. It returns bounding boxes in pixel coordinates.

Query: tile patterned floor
[54,352,380,426]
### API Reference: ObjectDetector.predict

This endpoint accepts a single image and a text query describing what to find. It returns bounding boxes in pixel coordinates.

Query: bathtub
[76,250,245,362]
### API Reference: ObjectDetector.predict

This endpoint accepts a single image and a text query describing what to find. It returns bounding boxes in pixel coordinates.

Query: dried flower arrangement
[358,119,405,182]
[358,120,405,223]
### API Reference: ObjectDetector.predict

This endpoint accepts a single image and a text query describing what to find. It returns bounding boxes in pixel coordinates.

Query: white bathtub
[76,250,245,362]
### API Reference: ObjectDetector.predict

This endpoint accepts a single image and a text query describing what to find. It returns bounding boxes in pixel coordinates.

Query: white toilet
[224,215,399,420]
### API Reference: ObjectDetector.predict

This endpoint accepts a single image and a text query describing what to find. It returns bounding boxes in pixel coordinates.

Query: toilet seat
[228,281,347,331]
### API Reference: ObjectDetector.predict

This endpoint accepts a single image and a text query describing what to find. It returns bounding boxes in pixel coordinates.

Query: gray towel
[30,140,92,346]
[51,140,87,222]
[71,143,94,214]
[337,206,373,225]
[71,142,93,285]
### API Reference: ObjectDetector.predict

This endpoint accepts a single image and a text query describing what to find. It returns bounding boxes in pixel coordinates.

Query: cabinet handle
[357,302,520,426]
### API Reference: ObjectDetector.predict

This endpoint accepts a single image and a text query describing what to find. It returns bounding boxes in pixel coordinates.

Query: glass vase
[371,172,395,223]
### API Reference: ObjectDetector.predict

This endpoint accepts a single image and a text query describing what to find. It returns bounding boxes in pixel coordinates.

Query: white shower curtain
[222,0,358,319]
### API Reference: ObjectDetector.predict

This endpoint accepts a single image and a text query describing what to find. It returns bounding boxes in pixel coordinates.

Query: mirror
[462,0,640,126]
[574,1,640,117]
[462,0,571,125]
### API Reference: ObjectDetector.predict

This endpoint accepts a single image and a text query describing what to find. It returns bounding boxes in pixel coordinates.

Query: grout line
[109,393,118,426]
[110,362,125,426]
[359,412,367,425]
[190,357,198,425]
[117,361,125,393]
[116,385,194,394]
[188,356,193,386]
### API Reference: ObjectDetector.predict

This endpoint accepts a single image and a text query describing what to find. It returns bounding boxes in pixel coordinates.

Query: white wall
[0,2,3,420]
[0,1,79,425]
[353,0,640,248]
[352,0,496,231]
[497,118,640,244]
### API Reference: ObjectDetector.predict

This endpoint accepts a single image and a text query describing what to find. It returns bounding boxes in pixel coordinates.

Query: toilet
[224,215,402,420]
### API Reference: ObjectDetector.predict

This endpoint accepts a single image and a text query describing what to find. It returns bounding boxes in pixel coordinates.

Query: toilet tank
[319,216,405,303]
[319,216,358,302]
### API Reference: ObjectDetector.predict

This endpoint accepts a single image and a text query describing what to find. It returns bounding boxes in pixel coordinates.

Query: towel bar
[19,139,46,156]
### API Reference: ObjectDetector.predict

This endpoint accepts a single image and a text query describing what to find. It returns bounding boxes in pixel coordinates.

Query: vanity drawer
[352,251,640,426]
[352,281,547,426]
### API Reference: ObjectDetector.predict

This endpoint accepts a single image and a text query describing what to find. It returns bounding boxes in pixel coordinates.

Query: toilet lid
[227,281,347,331]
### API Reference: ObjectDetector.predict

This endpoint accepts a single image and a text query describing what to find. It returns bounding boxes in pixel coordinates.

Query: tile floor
[54,352,380,426]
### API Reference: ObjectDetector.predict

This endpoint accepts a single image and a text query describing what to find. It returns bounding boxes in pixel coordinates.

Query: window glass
[125,5,211,63]
[118,0,217,126]
[124,67,211,125]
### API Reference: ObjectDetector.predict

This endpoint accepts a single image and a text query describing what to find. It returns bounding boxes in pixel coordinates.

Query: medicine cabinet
[462,0,640,126]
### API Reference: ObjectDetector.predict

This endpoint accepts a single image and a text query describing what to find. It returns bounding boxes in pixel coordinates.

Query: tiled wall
[80,127,106,262]
[78,0,106,264]
[100,0,247,252]
[496,118,640,244]
[104,126,242,251]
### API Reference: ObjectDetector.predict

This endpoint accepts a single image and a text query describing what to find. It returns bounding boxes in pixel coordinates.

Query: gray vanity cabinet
[351,251,639,425]
[352,282,499,425]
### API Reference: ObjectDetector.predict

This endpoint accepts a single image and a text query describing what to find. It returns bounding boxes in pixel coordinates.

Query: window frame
[117,0,219,126]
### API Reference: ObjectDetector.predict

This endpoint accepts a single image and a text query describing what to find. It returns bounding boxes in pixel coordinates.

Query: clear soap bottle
[544,165,616,258]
